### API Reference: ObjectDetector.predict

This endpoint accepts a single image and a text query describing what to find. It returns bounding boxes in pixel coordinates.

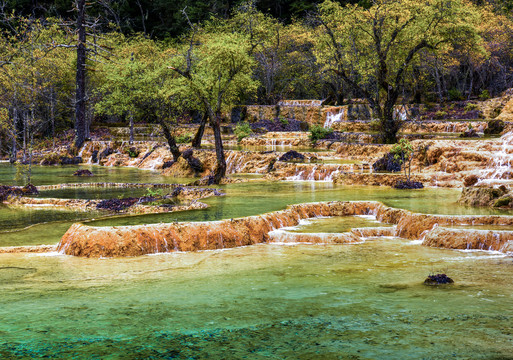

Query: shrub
[434,110,447,119]
[464,103,479,112]
[127,147,140,158]
[479,89,490,100]
[176,133,192,144]
[309,125,333,143]
[234,122,252,143]
[278,116,289,126]
[448,88,463,101]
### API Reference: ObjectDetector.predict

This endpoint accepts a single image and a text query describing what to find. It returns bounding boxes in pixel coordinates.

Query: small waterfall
[478,131,513,185]
[286,164,342,181]
[278,100,323,107]
[393,106,408,121]
[324,108,346,129]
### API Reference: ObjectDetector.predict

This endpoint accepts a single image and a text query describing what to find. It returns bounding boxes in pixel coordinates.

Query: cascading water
[286,164,342,181]
[324,108,346,129]
[478,131,513,185]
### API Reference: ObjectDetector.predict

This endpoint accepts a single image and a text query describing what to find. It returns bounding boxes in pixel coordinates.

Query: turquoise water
[1,164,513,358]
[2,181,513,247]
[0,240,511,358]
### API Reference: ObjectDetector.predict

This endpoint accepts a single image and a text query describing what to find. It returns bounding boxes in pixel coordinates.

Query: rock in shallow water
[424,274,454,285]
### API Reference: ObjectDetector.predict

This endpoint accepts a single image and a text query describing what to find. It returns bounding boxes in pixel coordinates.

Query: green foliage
[127,148,140,158]
[234,122,252,143]
[448,88,463,101]
[309,125,333,143]
[176,133,193,144]
[391,139,415,181]
[145,187,163,198]
[434,110,448,119]
[14,163,29,185]
[479,89,491,100]
[278,116,289,126]
[464,103,479,112]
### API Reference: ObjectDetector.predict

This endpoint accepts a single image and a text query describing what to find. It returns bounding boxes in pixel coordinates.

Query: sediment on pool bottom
[57,201,513,257]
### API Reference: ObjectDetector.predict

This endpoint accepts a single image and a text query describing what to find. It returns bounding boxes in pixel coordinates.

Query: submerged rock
[73,169,94,177]
[393,180,424,189]
[424,274,454,285]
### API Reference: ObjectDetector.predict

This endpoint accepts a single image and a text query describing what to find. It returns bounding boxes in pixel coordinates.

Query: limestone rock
[458,186,508,207]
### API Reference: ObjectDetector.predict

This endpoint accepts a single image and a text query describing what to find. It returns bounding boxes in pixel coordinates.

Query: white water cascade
[323,108,346,129]
[478,131,513,185]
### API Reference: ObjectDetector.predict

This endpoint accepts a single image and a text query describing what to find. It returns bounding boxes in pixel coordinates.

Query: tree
[316,0,483,143]
[94,34,185,160]
[169,21,257,184]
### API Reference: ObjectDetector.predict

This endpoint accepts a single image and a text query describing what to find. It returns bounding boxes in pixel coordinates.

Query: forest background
[0,0,512,182]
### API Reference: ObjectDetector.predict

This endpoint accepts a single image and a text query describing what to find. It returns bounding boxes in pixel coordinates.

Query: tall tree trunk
[22,111,27,163]
[10,107,18,164]
[192,112,208,148]
[129,111,134,145]
[159,120,181,162]
[379,95,401,144]
[50,87,55,150]
[209,110,226,184]
[75,0,87,149]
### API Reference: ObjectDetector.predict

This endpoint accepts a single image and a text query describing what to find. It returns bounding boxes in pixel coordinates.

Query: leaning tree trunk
[208,111,226,184]
[74,0,87,150]
[192,112,208,148]
[159,120,181,162]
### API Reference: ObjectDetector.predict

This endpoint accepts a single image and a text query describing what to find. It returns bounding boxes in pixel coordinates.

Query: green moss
[494,197,512,207]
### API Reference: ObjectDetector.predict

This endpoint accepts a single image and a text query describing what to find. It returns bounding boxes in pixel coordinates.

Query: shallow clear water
[288,216,394,233]
[0,163,191,186]
[1,163,513,358]
[0,240,511,358]
[3,180,513,247]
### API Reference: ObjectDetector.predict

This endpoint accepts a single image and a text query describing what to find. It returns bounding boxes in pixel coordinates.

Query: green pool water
[2,181,513,248]
[287,215,394,233]
[0,240,511,358]
[1,164,513,358]
[0,163,191,186]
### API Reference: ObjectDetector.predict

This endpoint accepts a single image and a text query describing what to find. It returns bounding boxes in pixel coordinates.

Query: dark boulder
[459,128,479,138]
[60,156,82,165]
[91,150,99,163]
[373,153,402,172]
[162,161,174,169]
[463,174,479,187]
[279,150,305,162]
[73,169,94,176]
[0,184,38,201]
[99,147,113,160]
[22,183,39,195]
[484,119,505,135]
[96,197,138,212]
[182,149,203,173]
[424,274,454,285]
[393,180,424,189]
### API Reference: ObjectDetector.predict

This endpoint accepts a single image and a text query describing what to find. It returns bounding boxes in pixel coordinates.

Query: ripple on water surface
[0,240,511,358]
